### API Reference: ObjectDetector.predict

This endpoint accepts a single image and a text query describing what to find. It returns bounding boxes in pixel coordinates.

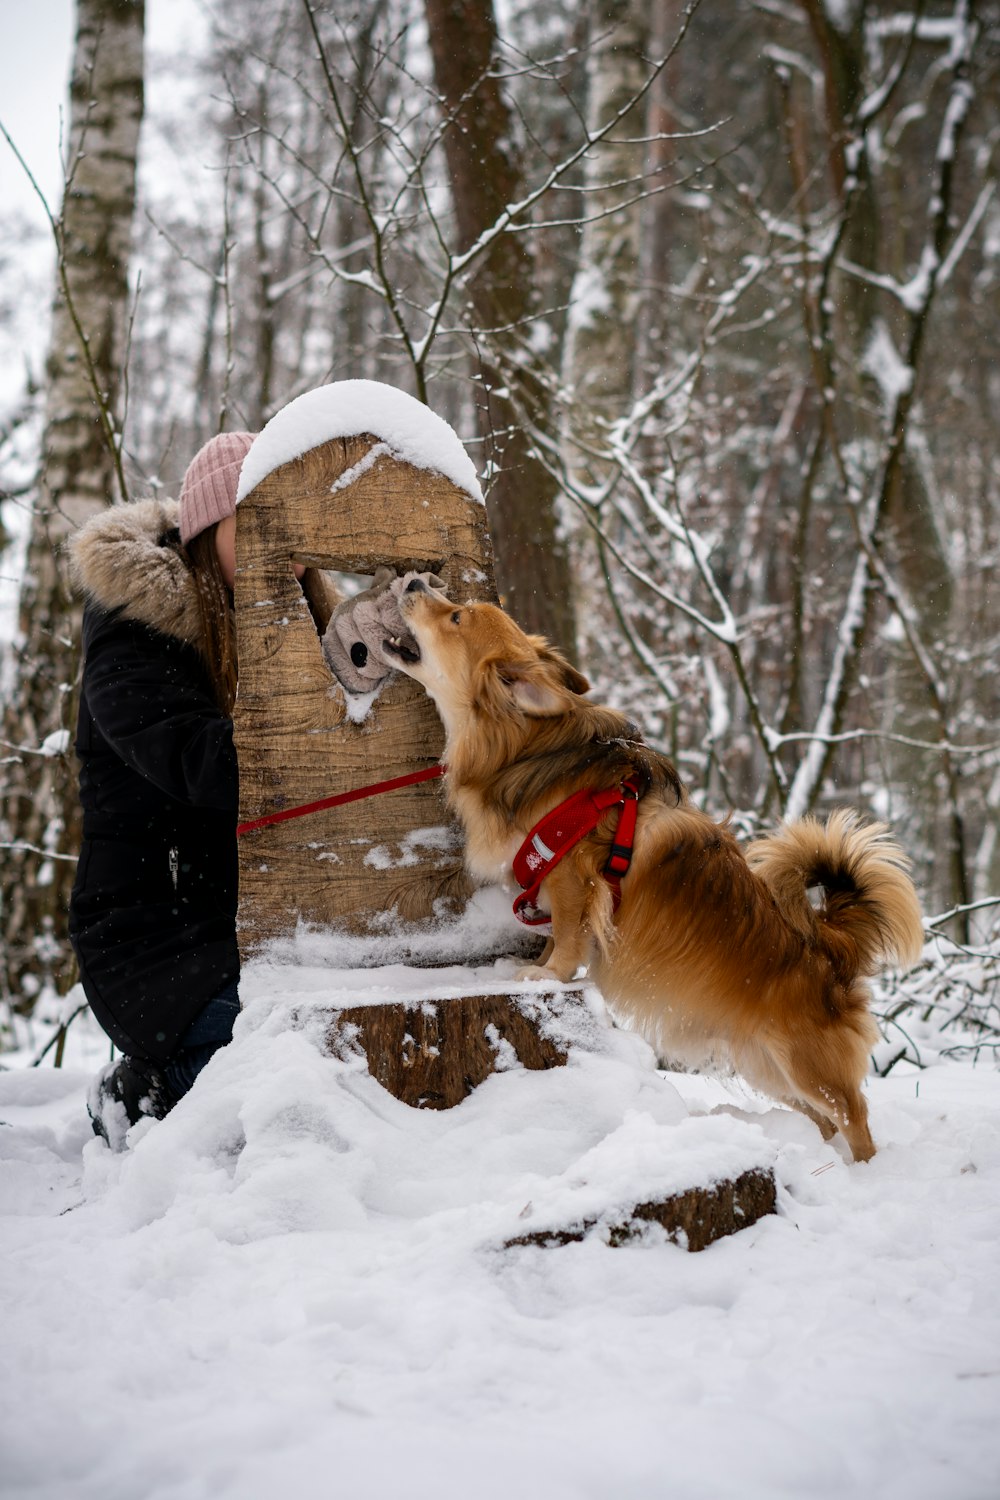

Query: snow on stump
[320,982,777,1251]
[505,1169,777,1253]
[233,382,494,956]
[325,985,582,1110]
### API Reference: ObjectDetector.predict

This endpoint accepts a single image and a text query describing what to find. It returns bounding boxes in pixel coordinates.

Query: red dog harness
[511,777,641,926]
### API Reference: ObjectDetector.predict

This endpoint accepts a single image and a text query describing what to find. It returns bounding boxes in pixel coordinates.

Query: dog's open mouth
[383,632,421,665]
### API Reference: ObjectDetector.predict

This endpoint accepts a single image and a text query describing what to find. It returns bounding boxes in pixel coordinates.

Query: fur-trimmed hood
[68,497,204,648]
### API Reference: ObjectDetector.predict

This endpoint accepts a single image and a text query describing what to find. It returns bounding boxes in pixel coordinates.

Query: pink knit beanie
[178,431,256,545]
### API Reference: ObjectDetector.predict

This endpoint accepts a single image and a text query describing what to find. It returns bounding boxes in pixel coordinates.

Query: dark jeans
[161,978,240,1101]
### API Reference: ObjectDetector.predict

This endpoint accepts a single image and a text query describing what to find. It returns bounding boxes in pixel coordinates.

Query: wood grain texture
[234,435,496,956]
[326,990,574,1109]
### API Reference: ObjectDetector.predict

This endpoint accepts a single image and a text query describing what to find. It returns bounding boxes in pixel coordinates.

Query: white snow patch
[245,885,534,979]
[3,909,1000,1499]
[704,656,730,741]
[3,989,999,1499]
[39,728,71,756]
[822,0,858,35]
[880,611,906,643]
[565,263,612,341]
[364,825,459,871]
[328,441,393,494]
[862,319,914,408]
[341,682,383,724]
[237,380,483,505]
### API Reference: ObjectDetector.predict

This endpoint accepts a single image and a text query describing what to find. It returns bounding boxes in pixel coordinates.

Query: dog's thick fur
[389,586,925,1162]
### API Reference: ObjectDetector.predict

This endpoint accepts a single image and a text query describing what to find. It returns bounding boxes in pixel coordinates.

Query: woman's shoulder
[69,497,202,648]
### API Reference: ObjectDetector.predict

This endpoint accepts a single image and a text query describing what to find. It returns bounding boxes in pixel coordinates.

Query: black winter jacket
[68,499,239,1062]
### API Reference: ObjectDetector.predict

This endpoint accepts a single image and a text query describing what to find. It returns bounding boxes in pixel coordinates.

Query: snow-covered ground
[2,920,999,1500]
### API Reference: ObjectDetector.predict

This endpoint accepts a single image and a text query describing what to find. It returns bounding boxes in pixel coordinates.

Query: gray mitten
[321,566,444,694]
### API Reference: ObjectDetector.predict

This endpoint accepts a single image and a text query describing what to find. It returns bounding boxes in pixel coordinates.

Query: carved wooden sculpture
[234,428,493,957]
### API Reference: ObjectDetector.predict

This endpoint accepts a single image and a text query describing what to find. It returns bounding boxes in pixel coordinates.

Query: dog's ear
[492,658,572,717]
[526,637,590,697]
[551,654,590,696]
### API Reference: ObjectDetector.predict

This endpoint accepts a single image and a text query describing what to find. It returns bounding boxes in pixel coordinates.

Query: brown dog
[386,583,924,1161]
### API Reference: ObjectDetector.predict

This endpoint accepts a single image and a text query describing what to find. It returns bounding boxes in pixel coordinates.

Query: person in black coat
[69,432,257,1147]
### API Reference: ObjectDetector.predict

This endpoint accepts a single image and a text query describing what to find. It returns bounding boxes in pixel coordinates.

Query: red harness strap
[511,777,641,926]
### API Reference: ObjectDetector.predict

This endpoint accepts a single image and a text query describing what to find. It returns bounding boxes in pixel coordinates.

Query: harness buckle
[602,777,640,895]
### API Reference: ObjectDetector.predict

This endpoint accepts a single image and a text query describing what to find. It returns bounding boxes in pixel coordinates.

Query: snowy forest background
[1,0,999,1062]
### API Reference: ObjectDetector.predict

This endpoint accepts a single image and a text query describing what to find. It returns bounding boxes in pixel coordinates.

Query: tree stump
[325,986,586,1109]
[505,1169,778,1253]
[234,422,494,958]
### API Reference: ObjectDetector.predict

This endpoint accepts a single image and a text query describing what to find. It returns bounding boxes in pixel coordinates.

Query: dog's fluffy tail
[747,810,924,976]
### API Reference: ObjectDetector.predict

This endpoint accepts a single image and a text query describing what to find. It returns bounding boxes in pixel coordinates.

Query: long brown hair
[184,525,238,715]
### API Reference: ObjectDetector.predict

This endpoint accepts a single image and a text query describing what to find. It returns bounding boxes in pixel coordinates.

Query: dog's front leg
[532,936,555,967]
[516,863,596,984]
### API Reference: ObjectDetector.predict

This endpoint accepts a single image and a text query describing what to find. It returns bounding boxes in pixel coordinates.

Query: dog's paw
[516,962,585,985]
[515,963,559,984]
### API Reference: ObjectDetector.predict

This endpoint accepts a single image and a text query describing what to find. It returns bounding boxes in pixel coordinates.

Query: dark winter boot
[87,1056,176,1151]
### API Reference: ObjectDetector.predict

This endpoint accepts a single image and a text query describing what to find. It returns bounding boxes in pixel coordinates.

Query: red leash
[236,764,446,837]
[511,777,641,926]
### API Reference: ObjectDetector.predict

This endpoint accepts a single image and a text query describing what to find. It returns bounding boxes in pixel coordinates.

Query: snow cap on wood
[236,380,483,504]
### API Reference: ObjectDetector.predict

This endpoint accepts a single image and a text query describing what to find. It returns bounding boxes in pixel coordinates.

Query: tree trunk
[562,0,650,416]
[0,0,145,1012]
[423,0,576,652]
[560,0,651,665]
[801,0,953,634]
[637,0,684,386]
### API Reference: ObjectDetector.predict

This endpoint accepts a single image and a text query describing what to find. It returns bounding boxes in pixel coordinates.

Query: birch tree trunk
[423,0,575,651]
[561,0,649,420]
[0,0,145,1012]
[801,0,952,636]
[559,0,651,663]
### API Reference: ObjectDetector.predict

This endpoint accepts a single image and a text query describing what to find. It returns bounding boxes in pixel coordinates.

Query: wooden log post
[234,423,494,957]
